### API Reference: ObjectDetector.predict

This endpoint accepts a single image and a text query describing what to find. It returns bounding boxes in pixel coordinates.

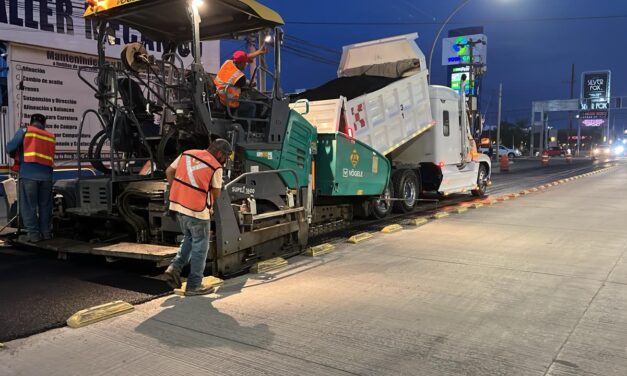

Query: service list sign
[8,44,105,162]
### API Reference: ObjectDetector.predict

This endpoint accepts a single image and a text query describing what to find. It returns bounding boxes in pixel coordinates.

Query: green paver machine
[28,0,390,275]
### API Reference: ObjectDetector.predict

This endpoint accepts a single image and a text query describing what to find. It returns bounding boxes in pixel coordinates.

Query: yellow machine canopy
[84,0,284,43]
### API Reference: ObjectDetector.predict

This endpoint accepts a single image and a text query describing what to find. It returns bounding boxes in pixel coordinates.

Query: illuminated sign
[579,110,608,127]
[580,71,610,126]
[450,66,475,95]
[442,34,487,66]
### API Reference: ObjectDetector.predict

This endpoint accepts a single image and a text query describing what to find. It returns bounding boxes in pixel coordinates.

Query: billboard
[579,110,608,127]
[442,34,487,66]
[450,66,475,95]
[0,0,219,71]
[580,71,610,127]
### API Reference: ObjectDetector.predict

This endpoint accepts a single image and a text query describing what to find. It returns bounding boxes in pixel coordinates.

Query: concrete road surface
[2,163,627,375]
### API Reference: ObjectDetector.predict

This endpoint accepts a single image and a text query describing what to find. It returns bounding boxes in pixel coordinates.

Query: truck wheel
[471,164,488,197]
[392,169,419,213]
[370,183,394,219]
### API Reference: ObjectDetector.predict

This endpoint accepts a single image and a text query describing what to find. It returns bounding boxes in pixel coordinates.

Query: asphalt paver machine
[11,0,392,275]
[42,0,319,275]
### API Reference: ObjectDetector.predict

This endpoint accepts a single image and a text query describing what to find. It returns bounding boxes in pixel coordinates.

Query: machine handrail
[225,169,300,205]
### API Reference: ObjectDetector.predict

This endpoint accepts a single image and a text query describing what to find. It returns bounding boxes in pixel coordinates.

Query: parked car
[478,145,522,159]
[544,147,566,157]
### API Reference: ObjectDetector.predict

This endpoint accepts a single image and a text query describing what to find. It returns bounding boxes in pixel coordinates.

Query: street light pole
[427,0,471,84]
[496,83,502,160]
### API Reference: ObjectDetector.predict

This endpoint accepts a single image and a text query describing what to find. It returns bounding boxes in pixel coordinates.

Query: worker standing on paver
[214,46,267,118]
[163,139,232,296]
[6,113,55,243]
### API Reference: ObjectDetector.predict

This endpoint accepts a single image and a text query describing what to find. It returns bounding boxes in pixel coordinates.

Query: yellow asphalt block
[452,206,469,214]
[381,224,403,233]
[173,276,224,295]
[496,196,510,202]
[251,257,288,274]
[528,187,539,192]
[67,300,134,328]
[408,217,429,226]
[304,243,335,257]
[509,193,520,198]
[347,232,373,244]
[481,198,497,205]
[431,212,450,219]
[467,203,484,209]
[0,343,4,349]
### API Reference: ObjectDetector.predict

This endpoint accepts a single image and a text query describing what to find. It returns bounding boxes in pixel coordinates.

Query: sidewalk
[2,164,627,375]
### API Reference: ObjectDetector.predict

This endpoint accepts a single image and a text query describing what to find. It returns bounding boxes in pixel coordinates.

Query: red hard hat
[232,50,251,64]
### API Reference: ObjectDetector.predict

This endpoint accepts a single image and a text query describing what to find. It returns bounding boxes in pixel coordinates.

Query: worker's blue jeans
[19,178,53,239]
[171,213,211,290]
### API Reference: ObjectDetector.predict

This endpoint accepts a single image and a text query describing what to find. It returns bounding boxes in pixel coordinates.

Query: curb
[408,217,429,226]
[431,212,450,219]
[251,257,288,273]
[381,224,403,233]
[173,276,224,295]
[347,232,373,244]
[304,243,335,257]
[67,300,134,329]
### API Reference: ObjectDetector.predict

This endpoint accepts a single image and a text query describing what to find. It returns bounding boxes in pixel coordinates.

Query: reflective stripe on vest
[23,126,55,167]
[169,150,223,213]
[214,60,244,108]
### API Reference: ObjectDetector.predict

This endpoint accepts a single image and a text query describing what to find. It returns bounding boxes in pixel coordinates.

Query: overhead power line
[282,44,339,66]
[286,14,627,26]
[284,35,341,56]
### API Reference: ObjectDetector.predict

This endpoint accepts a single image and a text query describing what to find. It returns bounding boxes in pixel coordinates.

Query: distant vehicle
[544,146,566,157]
[592,144,612,160]
[613,144,625,157]
[478,145,522,158]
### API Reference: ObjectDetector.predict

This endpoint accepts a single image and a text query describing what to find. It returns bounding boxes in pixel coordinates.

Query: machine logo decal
[350,149,359,167]
[351,103,366,130]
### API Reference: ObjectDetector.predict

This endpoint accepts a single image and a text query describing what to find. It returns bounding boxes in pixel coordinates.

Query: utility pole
[568,63,575,151]
[496,83,502,160]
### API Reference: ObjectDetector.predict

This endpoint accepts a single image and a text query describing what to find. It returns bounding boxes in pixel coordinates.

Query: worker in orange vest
[163,139,232,296]
[6,114,55,243]
[214,47,267,118]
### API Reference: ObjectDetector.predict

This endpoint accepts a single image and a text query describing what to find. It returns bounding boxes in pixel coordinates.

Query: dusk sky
[221,0,627,131]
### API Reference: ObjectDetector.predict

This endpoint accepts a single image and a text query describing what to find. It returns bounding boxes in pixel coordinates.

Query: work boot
[164,265,182,289]
[184,284,215,296]
[42,233,52,241]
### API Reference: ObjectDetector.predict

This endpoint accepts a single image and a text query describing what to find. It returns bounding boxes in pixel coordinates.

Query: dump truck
[292,33,491,217]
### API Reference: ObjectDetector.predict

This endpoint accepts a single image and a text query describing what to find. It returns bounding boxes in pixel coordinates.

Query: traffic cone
[565,153,572,164]
[541,151,549,167]
[499,154,509,172]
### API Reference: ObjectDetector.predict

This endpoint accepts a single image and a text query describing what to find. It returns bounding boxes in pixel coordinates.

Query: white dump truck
[292,33,491,218]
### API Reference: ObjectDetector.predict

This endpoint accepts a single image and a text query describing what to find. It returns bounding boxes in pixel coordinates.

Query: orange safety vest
[12,126,56,172]
[213,60,245,108]
[169,150,223,213]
